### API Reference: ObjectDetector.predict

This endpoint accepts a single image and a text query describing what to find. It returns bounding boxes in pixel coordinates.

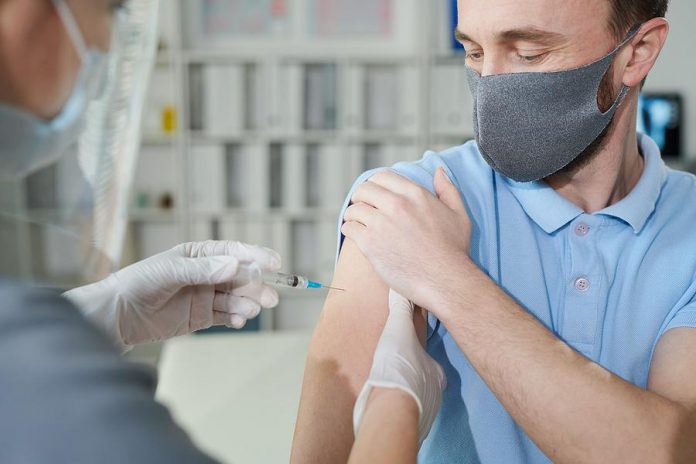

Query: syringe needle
[323,285,346,292]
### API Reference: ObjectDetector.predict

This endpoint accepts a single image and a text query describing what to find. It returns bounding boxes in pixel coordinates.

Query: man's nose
[481,59,509,77]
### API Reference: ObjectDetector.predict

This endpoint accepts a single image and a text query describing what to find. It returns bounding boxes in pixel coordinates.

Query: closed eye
[516,52,549,64]
[465,51,484,63]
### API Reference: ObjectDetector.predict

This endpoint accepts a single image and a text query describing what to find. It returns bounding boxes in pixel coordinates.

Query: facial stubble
[551,63,620,177]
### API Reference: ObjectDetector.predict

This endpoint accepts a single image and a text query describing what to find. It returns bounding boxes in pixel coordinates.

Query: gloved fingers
[420,348,447,391]
[215,278,279,308]
[230,242,282,272]
[188,285,217,332]
[177,240,281,272]
[389,289,415,316]
[172,255,240,287]
[213,311,248,329]
[417,359,446,445]
[226,283,280,308]
[213,293,263,319]
[373,290,421,356]
[435,360,447,391]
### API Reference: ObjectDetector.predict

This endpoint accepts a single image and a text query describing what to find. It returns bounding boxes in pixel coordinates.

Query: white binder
[203,64,244,136]
[190,143,226,213]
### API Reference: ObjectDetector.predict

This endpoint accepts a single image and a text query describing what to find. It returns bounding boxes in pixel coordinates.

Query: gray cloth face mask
[465,27,640,183]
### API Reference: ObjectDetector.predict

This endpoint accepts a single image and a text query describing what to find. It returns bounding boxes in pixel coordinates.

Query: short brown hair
[608,0,669,38]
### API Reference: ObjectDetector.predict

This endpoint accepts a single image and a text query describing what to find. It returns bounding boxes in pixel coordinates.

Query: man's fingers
[213,293,262,319]
[368,170,423,197]
[343,202,379,227]
[341,220,368,246]
[351,180,400,211]
[433,167,466,213]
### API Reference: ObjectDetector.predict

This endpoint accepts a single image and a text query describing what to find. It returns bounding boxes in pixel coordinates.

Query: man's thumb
[434,167,464,212]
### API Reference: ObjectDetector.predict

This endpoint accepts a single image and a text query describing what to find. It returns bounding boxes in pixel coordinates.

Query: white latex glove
[63,240,281,353]
[353,290,446,444]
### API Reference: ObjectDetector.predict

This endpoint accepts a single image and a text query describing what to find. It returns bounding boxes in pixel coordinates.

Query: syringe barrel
[235,264,311,289]
[263,272,309,289]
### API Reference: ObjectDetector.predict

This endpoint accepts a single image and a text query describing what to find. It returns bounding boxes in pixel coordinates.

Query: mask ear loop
[52,0,88,61]
[623,24,644,45]
[610,23,643,57]
[598,23,644,115]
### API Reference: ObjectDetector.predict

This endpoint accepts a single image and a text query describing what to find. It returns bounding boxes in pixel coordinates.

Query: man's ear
[621,17,670,88]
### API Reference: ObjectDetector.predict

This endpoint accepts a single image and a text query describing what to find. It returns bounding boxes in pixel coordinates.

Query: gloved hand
[63,240,281,353]
[353,290,446,444]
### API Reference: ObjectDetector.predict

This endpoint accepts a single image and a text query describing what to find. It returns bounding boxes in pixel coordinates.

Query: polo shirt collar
[504,176,584,234]
[503,133,667,235]
[598,133,667,233]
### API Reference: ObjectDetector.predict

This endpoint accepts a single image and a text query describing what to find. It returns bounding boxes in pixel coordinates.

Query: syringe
[235,263,345,291]
[262,271,345,291]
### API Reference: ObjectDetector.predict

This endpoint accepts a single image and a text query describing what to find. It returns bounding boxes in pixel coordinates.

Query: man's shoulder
[664,167,696,192]
[340,141,494,234]
[389,140,495,197]
[641,168,696,270]
[659,168,696,218]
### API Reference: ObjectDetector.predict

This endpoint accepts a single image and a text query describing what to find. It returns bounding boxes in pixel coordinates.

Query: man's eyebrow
[497,27,566,44]
[454,27,566,45]
[454,29,473,43]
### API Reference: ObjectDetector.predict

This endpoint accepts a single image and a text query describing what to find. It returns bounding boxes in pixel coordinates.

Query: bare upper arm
[310,238,391,392]
[291,238,427,463]
[648,328,696,412]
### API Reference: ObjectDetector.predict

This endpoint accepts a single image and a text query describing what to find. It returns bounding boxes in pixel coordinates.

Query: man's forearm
[436,262,696,463]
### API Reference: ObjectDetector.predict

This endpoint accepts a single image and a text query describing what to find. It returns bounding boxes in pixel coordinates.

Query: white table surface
[156,332,313,464]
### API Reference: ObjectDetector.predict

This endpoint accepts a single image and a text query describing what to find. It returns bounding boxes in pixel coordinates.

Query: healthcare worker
[0,0,443,462]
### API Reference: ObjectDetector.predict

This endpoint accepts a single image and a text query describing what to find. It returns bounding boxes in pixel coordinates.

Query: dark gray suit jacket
[0,280,218,463]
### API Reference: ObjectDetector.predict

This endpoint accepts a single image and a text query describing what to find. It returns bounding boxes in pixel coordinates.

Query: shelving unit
[0,0,474,320]
[125,0,476,331]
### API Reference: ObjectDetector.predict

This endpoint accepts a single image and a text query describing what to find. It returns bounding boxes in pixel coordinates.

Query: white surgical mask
[0,0,108,181]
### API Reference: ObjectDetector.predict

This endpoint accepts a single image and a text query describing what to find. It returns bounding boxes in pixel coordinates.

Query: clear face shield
[0,0,160,288]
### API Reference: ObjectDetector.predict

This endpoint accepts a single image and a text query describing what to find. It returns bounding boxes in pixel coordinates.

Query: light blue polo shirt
[336,133,696,463]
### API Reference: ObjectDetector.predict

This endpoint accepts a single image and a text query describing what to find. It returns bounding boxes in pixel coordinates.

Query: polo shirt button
[574,277,591,292]
[575,222,590,236]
